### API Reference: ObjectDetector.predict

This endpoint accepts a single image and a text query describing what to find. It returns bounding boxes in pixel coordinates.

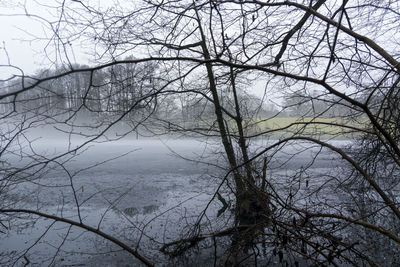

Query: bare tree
[1,0,400,265]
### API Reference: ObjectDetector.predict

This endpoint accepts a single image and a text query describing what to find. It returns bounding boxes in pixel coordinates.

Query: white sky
[0,1,284,104]
[0,0,91,79]
[0,14,41,78]
[0,1,49,78]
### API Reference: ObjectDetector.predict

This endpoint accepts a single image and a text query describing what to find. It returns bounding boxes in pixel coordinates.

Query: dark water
[0,138,346,266]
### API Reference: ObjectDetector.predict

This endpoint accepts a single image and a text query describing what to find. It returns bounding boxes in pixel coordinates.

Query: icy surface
[0,138,348,266]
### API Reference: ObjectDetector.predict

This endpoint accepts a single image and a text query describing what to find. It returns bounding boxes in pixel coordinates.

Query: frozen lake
[0,138,348,266]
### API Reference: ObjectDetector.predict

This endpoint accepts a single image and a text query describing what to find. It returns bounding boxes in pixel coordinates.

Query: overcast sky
[0,1,277,103]
[0,13,40,78]
[0,1,90,79]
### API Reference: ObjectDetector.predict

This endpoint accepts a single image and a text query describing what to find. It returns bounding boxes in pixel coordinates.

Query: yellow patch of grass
[242,117,370,138]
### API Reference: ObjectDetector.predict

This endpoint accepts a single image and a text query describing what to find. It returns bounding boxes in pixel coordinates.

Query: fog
[0,129,349,266]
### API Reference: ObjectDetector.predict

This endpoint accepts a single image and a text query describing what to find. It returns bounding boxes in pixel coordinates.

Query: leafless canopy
[0,0,399,266]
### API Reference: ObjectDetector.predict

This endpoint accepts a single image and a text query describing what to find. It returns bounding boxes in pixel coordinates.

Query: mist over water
[1,123,350,266]
[0,130,227,265]
[0,88,388,264]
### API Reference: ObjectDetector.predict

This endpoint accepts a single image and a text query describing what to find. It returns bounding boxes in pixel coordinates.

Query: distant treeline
[0,62,280,123]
